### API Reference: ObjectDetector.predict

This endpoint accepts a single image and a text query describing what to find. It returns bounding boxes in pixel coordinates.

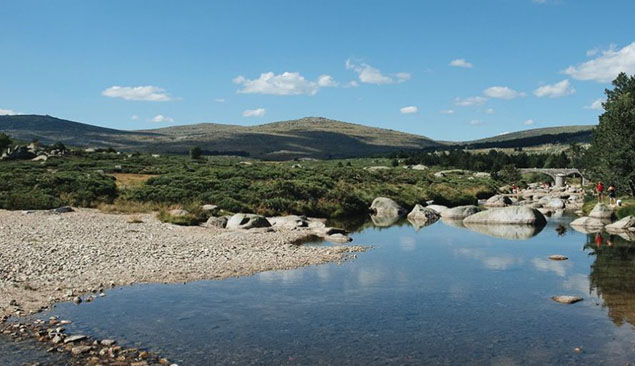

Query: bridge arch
[518,168,586,187]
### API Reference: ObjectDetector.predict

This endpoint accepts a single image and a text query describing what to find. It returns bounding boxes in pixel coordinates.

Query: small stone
[101,339,116,346]
[139,351,149,359]
[574,347,582,353]
[71,345,92,355]
[51,335,63,344]
[64,334,87,343]
[552,296,583,304]
[549,255,568,261]
[72,296,82,304]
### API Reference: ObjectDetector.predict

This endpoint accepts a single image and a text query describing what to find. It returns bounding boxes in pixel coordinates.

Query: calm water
[3,214,635,365]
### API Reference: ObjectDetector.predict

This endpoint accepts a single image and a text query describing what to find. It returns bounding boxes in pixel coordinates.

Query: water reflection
[463,223,544,240]
[586,233,635,326]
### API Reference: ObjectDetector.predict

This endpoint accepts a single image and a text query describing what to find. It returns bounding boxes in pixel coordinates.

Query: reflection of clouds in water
[448,282,468,301]
[454,248,520,270]
[357,268,384,287]
[563,273,596,297]
[316,265,331,283]
[490,356,520,366]
[531,258,570,277]
[257,269,304,284]
[399,236,416,252]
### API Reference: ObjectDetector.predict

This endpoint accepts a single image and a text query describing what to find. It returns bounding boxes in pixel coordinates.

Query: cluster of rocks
[1,143,67,161]
[496,183,585,214]
[570,203,635,239]
[1,317,174,365]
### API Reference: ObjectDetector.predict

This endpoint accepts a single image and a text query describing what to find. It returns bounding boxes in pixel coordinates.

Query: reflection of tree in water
[586,233,635,326]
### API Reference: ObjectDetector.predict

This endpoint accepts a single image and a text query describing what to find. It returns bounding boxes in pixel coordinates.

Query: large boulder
[226,214,271,230]
[589,203,614,219]
[544,198,566,210]
[570,216,607,232]
[605,216,635,232]
[407,204,441,226]
[441,205,482,220]
[268,215,309,229]
[426,204,448,215]
[169,209,190,217]
[370,197,407,218]
[205,216,228,229]
[463,206,546,226]
[484,195,512,208]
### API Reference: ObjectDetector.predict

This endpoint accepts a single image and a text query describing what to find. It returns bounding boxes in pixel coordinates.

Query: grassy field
[0,152,499,219]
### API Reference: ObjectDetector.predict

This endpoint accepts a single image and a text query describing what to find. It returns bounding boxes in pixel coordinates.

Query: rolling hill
[0,114,596,159]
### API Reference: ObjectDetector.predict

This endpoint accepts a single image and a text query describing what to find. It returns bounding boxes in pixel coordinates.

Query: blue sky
[1,0,634,141]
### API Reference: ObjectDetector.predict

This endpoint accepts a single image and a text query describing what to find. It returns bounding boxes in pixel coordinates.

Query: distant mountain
[459,125,595,149]
[0,115,596,158]
[0,115,440,159]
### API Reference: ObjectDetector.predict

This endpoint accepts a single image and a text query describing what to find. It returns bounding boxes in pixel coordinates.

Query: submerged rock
[226,214,271,230]
[463,206,546,226]
[369,197,407,218]
[589,203,614,219]
[463,223,544,240]
[548,255,568,261]
[552,296,583,304]
[370,214,400,227]
[442,205,481,220]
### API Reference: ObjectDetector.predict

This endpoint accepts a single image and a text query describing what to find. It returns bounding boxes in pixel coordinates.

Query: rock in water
[226,214,271,230]
[544,198,566,210]
[605,216,635,232]
[484,195,512,208]
[71,345,92,355]
[442,205,481,220]
[552,296,583,304]
[369,197,407,218]
[589,203,614,219]
[407,204,441,225]
[426,204,448,215]
[570,217,607,231]
[548,255,568,261]
[64,334,87,343]
[463,206,546,225]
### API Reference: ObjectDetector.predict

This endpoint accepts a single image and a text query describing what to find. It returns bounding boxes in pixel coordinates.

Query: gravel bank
[0,209,365,320]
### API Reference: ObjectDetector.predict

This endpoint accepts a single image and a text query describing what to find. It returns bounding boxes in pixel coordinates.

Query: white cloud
[483,86,524,99]
[485,108,495,114]
[449,58,473,68]
[102,85,172,101]
[0,108,19,115]
[468,119,483,125]
[130,114,139,120]
[345,58,410,85]
[533,79,575,98]
[213,98,226,103]
[586,48,600,57]
[584,98,605,110]
[497,131,511,136]
[564,42,635,82]
[151,114,174,123]
[317,74,338,87]
[400,106,418,114]
[524,119,535,126]
[440,109,455,114]
[243,108,266,117]
[454,96,487,106]
[233,72,332,96]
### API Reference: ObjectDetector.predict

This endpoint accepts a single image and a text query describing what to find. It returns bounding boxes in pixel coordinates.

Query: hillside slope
[0,115,440,159]
[460,125,595,148]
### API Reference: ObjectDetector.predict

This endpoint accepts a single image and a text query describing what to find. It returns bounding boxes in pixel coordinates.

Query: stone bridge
[519,168,586,187]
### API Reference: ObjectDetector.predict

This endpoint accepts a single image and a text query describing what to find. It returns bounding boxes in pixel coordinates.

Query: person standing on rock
[608,184,616,205]
[596,181,605,203]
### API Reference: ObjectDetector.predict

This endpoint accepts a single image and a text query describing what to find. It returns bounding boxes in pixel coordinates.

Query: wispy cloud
[0,108,20,115]
[449,58,473,68]
[440,109,455,114]
[233,72,335,96]
[243,108,266,117]
[130,114,139,120]
[564,42,635,82]
[483,86,525,99]
[584,98,605,110]
[400,106,418,114]
[102,85,172,101]
[151,114,174,123]
[468,119,484,125]
[485,108,495,114]
[534,79,575,98]
[346,58,410,85]
[524,119,535,126]
[455,96,487,107]
[213,98,226,103]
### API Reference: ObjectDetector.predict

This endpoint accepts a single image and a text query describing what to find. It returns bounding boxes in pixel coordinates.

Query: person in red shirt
[596,181,604,203]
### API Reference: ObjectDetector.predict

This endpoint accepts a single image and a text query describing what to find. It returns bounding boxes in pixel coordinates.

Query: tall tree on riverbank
[587,73,635,196]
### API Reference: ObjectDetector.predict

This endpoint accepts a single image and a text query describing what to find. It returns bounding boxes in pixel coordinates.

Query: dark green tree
[0,133,11,151]
[498,164,522,184]
[587,73,635,196]
[189,146,202,160]
[390,158,399,167]
[51,141,67,151]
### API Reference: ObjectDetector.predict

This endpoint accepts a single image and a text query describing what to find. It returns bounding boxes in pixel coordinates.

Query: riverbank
[0,209,365,321]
